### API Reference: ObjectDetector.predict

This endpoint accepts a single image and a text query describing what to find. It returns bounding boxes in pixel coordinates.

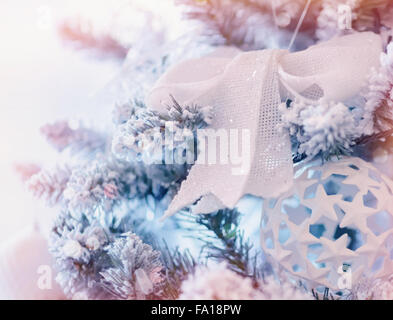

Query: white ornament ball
[0,226,64,299]
[261,157,393,292]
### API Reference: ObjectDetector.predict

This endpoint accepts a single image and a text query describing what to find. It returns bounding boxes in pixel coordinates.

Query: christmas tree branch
[180,209,262,280]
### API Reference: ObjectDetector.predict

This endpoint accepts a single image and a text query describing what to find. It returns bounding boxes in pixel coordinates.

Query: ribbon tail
[192,194,225,214]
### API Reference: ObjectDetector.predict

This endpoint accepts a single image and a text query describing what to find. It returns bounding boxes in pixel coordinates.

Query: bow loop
[278,32,382,102]
[147,47,242,110]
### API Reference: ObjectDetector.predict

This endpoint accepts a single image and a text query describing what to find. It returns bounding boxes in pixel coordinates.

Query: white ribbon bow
[147,32,382,217]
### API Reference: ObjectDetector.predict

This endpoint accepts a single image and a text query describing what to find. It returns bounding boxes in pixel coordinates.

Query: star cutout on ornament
[342,175,381,194]
[316,234,357,270]
[271,244,293,264]
[303,185,341,224]
[285,220,318,247]
[338,196,376,232]
[303,260,331,288]
[355,232,390,272]
[282,220,319,267]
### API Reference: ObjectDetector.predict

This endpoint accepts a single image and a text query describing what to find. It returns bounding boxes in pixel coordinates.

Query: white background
[0,0,128,243]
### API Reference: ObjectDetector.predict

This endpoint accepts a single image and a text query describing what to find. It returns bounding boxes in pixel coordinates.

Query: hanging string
[288,0,312,51]
[271,0,278,32]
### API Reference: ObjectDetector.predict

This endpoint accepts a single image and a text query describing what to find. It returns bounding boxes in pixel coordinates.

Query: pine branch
[50,211,113,299]
[13,162,41,182]
[100,232,164,300]
[41,120,107,154]
[157,242,197,300]
[176,0,271,49]
[112,97,212,167]
[355,127,393,145]
[281,100,360,162]
[58,18,129,60]
[181,209,262,280]
[28,165,72,206]
[177,0,321,49]
[352,0,390,32]
[312,287,336,300]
